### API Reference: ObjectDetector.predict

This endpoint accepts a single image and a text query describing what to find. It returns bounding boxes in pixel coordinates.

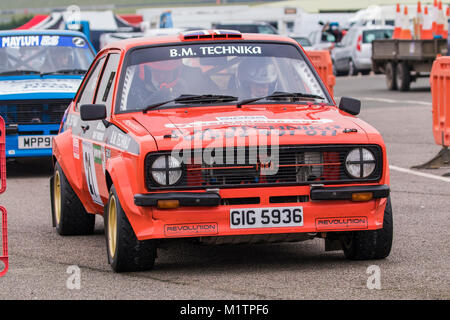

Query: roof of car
[351,24,395,31]
[215,22,273,26]
[0,29,89,38]
[101,31,299,53]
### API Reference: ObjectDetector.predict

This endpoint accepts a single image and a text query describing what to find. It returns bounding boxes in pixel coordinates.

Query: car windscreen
[0,34,95,75]
[362,29,393,43]
[293,37,312,47]
[118,42,330,112]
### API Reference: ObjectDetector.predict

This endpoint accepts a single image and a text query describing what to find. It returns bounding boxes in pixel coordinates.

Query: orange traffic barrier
[0,116,6,277]
[430,56,450,147]
[0,206,7,277]
[0,117,5,194]
[393,3,402,39]
[306,50,335,97]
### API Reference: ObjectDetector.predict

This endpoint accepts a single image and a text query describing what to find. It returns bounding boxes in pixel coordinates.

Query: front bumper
[132,185,390,240]
[135,185,390,206]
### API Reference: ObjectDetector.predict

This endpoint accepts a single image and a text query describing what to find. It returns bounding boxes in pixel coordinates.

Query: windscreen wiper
[142,94,238,113]
[40,68,88,76]
[0,69,41,76]
[236,91,325,108]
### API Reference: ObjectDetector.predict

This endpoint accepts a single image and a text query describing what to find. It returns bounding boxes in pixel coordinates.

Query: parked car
[308,29,337,51]
[213,22,278,34]
[51,30,392,272]
[289,35,313,50]
[332,25,393,76]
[0,30,95,159]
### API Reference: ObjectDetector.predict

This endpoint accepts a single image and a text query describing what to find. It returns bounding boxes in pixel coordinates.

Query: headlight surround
[150,155,183,186]
[345,148,376,179]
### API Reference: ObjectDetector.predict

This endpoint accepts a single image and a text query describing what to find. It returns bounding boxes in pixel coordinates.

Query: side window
[94,53,120,117]
[76,56,106,110]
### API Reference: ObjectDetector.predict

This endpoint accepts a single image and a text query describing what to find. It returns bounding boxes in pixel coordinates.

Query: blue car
[0,30,95,158]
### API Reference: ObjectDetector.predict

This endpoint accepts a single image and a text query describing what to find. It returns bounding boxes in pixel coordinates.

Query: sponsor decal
[171,124,341,141]
[164,223,218,237]
[109,130,131,150]
[169,45,262,58]
[72,37,86,47]
[166,116,333,129]
[315,217,368,230]
[73,136,79,159]
[1,35,88,48]
[0,79,81,95]
[40,35,59,46]
[1,35,40,47]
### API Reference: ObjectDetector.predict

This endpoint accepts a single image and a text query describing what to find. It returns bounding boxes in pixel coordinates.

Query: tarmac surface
[0,74,449,300]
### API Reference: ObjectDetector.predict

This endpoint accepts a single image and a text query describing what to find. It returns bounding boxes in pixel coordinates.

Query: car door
[88,51,121,206]
[336,30,354,70]
[72,53,107,211]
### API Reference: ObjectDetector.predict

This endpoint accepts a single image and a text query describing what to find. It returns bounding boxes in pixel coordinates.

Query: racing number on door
[82,141,102,205]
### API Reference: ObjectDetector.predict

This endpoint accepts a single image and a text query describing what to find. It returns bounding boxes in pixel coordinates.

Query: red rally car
[50,30,393,272]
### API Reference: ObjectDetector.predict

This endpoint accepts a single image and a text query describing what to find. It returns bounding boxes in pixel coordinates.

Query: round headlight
[345,148,376,178]
[151,155,182,186]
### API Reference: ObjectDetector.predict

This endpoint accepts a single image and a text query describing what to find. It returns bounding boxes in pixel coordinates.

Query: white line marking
[334,96,431,106]
[361,97,431,106]
[390,165,450,183]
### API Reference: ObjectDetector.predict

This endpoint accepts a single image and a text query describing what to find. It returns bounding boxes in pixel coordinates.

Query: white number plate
[230,207,303,229]
[18,135,53,149]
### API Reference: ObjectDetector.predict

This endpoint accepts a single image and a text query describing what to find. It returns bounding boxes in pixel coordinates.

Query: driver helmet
[145,59,183,90]
[52,46,74,69]
[236,58,278,97]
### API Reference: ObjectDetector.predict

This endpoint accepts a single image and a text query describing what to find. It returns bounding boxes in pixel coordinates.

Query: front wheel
[52,162,95,235]
[340,197,393,260]
[349,59,358,76]
[105,185,157,272]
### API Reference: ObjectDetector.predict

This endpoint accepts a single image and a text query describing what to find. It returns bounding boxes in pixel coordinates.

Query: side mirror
[339,97,361,115]
[80,104,106,121]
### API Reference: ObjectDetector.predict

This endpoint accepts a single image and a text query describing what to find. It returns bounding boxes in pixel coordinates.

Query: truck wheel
[340,197,393,260]
[52,162,95,235]
[385,62,397,90]
[396,62,411,91]
[105,185,157,272]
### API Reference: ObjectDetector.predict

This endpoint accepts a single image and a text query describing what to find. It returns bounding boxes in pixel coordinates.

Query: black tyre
[396,62,411,91]
[361,70,371,76]
[52,162,95,235]
[385,62,397,90]
[349,59,358,76]
[105,185,157,272]
[340,197,393,260]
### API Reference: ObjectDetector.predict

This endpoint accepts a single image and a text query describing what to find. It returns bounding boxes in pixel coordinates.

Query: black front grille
[145,145,383,190]
[0,100,71,125]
